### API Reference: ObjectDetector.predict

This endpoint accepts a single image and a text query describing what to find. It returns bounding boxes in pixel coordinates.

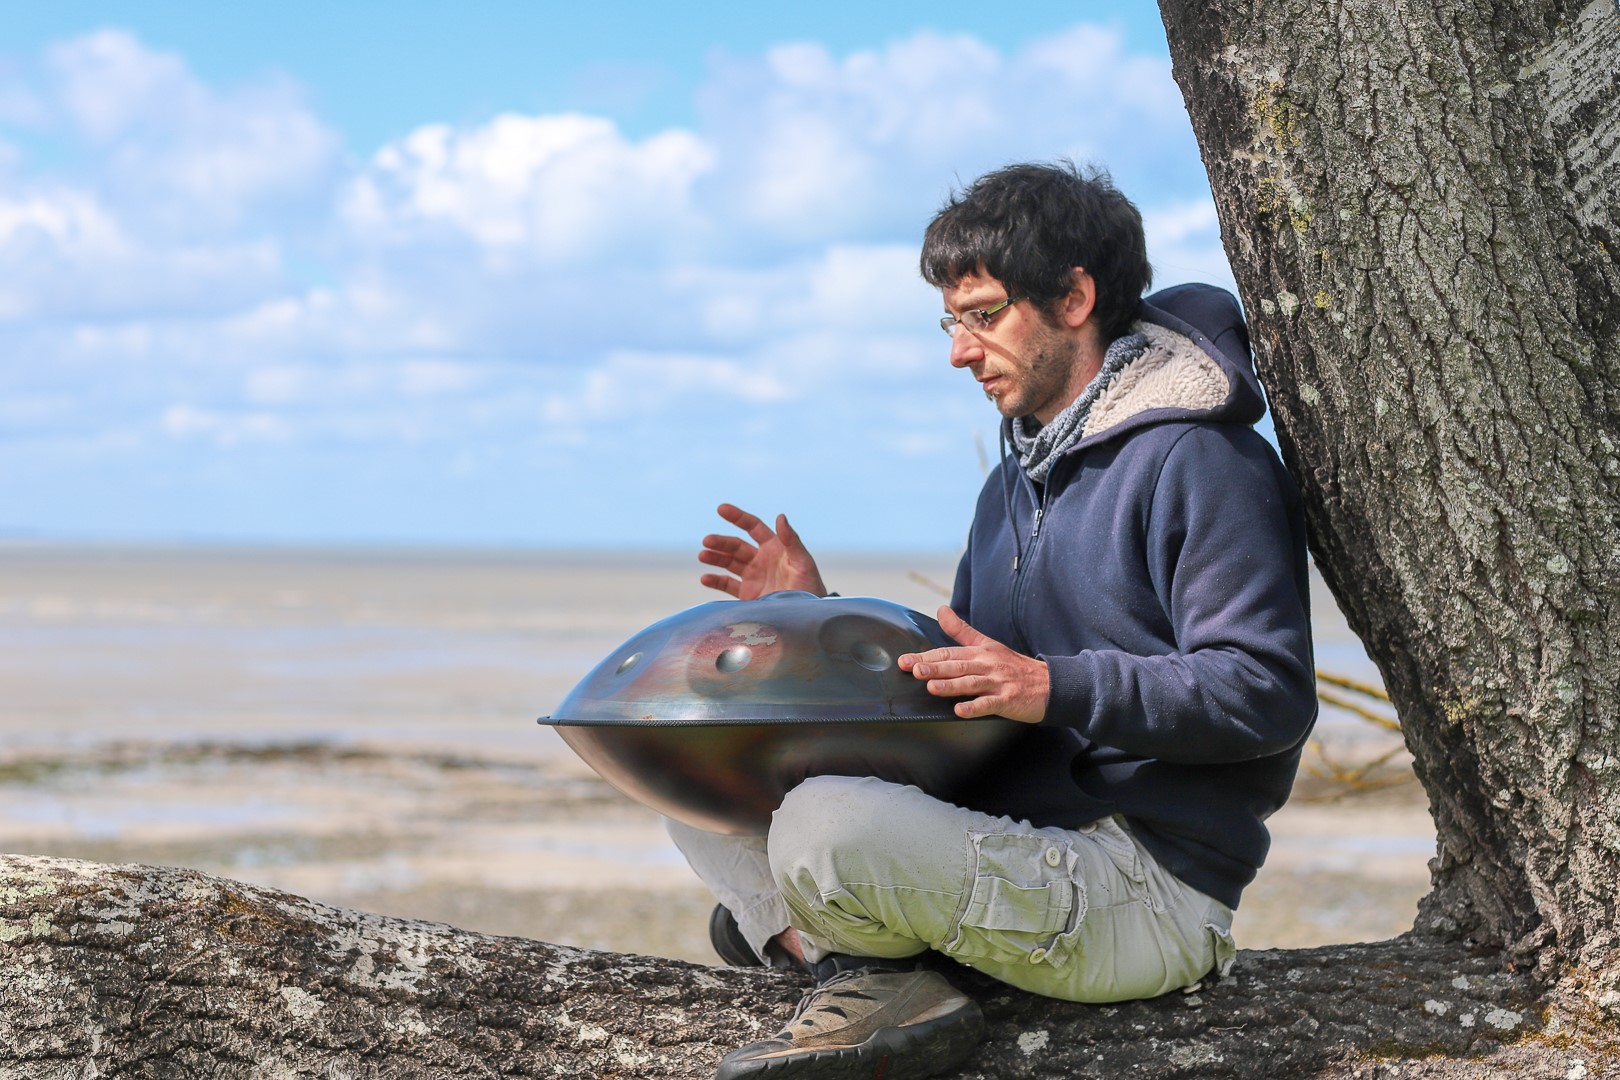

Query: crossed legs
[669,775,1234,1003]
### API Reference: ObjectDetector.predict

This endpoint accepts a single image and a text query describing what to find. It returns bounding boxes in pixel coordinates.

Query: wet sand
[0,543,1430,963]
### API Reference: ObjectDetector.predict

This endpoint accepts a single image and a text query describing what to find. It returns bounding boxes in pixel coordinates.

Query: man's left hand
[898,606,1049,724]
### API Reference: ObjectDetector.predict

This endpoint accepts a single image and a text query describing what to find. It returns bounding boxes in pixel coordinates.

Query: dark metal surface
[539,591,1018,834]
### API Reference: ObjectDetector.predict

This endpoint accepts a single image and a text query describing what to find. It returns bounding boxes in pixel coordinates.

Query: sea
[0,542,1428,961]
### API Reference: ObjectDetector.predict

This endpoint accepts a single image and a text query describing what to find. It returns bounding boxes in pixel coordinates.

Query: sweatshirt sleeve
[950,535,973,614]
[1041,425,1317,763]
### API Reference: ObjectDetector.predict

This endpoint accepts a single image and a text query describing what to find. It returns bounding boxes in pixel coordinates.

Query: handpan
[538,590,1018,835]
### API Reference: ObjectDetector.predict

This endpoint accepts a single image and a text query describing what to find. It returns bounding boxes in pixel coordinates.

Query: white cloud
[237,358,485,413]
[0,32,340,324]
[340,24,1201,266]
[546,350,794,426]
[0,188,124,253]
[691,27,1199,246]
[46,28,191,138]
[346,112,713,260]
[1142,199,1236,294]
[1145,199,1219,244]
[675,242,934,348]
[400,359,484,397]
[243,365,309,406]
[0,81,47,127]
[0,186,283,321]
[44,30,339,224]
[208,281,466,367]
[0,22,1233,546]
[1021,25,1183,110]
[161,404,290,445]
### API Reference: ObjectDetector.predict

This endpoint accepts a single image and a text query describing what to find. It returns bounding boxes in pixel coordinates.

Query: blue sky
[1,3,1236,552]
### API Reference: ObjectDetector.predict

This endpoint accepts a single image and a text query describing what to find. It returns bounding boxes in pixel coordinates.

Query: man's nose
[947,325,983,368]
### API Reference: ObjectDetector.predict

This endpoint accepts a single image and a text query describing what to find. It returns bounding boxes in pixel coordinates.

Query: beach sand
[0,543,1429,963]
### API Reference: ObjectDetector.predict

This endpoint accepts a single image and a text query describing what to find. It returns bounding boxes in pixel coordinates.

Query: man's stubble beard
[992,323,1081,422]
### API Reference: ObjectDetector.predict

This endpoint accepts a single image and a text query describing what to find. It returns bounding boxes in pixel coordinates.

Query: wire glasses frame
[939,295,1027,335]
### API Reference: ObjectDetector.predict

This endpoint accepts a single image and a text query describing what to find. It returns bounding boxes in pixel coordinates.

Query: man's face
[941,271,1089,425]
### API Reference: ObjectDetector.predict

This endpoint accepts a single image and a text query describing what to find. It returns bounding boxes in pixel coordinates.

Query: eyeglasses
[939,295,1026,335]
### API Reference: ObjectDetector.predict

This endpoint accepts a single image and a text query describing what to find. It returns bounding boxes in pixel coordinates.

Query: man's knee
[768,775,919,889]
[768,775,971,894]
[770,775,886,860]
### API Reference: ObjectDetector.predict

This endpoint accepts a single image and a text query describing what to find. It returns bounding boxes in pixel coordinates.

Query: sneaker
[714,969,984,1080]
[709,904,765,967]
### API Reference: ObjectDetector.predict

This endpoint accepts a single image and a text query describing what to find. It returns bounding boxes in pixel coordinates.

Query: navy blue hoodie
[948,283,1317,909]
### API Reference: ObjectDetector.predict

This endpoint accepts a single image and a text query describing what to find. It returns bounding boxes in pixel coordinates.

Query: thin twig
[1315,670,1391,702]
[1316,687,1402,732]
[907,571,953,599]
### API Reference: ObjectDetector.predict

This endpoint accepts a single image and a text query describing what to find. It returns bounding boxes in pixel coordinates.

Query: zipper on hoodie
[1006,481,1048,655]
[1011,481,1046,572]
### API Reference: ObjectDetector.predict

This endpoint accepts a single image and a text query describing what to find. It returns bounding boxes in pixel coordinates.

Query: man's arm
[1039,426,1316,763]
[697,503,829,599]
[905,427,1315,763]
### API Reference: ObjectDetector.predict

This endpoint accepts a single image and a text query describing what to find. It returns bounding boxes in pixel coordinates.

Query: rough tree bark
[5,6,1620,1078]
[6,853,1615,1079]
[1159,0,1620,1002]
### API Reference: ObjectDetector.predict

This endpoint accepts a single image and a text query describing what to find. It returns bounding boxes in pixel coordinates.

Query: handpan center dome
[539,591,1017,834]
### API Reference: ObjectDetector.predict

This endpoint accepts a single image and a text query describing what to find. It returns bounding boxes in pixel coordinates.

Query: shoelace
[776,970,884,1035]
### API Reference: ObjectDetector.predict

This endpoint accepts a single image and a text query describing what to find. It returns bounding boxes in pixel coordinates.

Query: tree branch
[4,855,1615,1078]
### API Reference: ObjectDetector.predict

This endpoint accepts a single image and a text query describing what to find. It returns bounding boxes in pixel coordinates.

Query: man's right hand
[698,503,828,600]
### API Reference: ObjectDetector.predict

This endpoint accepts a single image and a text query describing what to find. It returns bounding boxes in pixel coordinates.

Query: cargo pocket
[1075,816,1153,906]
[948,831,1082,968]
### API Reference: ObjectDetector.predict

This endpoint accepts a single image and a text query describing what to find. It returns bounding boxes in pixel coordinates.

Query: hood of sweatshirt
[1004,282,1266,454]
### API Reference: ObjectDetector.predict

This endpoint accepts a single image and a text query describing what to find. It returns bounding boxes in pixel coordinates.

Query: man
[670,162,1317,1080]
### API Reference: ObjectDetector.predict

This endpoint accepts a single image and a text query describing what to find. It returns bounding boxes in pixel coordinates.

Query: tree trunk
[8,853,1618,1079]
[1158,0,1620,1003]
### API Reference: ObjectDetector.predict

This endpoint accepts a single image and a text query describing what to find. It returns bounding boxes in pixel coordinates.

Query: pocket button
[1044,846,1063,867]
[1030,947,1048,963]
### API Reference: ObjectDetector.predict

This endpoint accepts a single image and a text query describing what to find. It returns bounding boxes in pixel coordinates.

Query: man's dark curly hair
[920,161,1152,343]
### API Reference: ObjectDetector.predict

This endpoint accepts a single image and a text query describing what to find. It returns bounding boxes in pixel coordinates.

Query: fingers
[920,672,1001,699]
[912,664,1016,718]
[702,533,755,556]
[700,535,756,568]
[900,638,1049,724]
[705,504,827,599]
[698,572,742,597]
[953,695,1006,720]
[936,605,992,646]
[898,645,969,672]
[697,555,748,586]
[914,661,1001,701]
[904,657,980,680]
[902,649,995,699]
[943,678,1045,723]
[775,514,806,555]
[698,530,756,592]
[717,502,776,545]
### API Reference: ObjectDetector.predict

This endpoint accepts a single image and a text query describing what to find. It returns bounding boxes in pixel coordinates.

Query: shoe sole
[715,1004,985,1080]
[709,904,764,967]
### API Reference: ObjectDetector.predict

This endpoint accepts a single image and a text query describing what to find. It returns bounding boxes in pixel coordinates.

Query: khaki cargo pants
[667,774,1236,1003]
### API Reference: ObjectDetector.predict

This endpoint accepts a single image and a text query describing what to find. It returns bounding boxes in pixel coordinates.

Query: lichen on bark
[1159,0,1620,1013]
[5,853,1618,1078]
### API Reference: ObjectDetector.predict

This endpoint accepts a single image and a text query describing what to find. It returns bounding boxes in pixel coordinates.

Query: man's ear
[1058,267,1097,329]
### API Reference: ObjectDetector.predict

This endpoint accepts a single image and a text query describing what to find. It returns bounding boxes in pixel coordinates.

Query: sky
[0,2,1238,552]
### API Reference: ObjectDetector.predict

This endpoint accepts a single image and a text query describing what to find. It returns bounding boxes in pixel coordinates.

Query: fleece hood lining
[1080,321,1231,441]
